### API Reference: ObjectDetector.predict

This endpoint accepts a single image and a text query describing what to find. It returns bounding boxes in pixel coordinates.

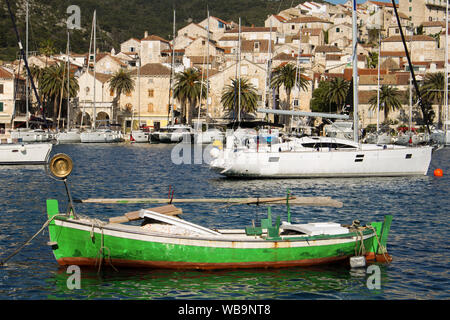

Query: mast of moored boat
[445,0,449,144]
[238,17,242,124]
[93,10,97,131]
[352,0,359,143]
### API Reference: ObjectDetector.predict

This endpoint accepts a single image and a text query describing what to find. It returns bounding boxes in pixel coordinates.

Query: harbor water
[0,143,449,300]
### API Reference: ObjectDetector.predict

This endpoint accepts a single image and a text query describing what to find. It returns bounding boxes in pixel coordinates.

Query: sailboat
[1,0,53,165]
[192,9,224,145]
[209,2,433,178]
[9,1,53,144]
[56,31,81,144]
[431,0,450,146]
[80,11,121,144]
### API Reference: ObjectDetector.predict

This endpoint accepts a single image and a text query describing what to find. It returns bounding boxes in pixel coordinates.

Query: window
[336,27,340,33]
[130,47,135,52]
[148,89,154,97]
[254,42,260,50]
[148,103,154,112]
[409,7,412,12]
[0,84,3,94]
[0,102,3,112]
[291,25,295,30]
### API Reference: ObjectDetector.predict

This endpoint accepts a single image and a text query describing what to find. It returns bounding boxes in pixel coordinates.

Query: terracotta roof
[315,45,342,53]
[87,71,113,83]
[241,40,274,53]
[326,54,343,61]
[273,15,288,22]
[132,63,171,76]
[219,36,239,41]
[382,35,435,42]
[298,28,323,36]
[273,52,296,61]
[210,16,231,25]
[421,21,445,27]
[141,35,170,43]
[0,66,14,79]
[368,1,398,8]
[380,51,406,57]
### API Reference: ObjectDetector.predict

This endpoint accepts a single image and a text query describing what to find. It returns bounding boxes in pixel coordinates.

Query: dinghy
[43,153,392,270]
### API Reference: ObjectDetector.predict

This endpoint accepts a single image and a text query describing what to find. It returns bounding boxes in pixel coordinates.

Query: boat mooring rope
[90,221,118,273]
[0,214,64,266]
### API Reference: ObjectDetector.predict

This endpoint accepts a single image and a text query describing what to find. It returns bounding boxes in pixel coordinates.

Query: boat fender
[20,145,26,152]
[350,256,366,268]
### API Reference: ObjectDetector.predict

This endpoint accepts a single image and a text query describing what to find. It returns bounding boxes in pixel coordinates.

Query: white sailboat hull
[210,139,432,178]
[130,131,149,143]
[10,130,53,142]
[56,131,81,143]
[0,143,52,165]
[80,130,121,143]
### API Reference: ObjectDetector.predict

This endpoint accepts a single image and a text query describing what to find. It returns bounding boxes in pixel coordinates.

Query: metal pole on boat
[93,10,97,131]
[238,17,241,124]
[376,29,380,133]
[352,0,359,143]
[25,0,29,129]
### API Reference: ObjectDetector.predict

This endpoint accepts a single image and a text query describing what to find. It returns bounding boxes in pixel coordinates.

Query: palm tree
[369,85,402,123]
[39,63,79,125]
[221,77,258,120]
[270,63,308,124]
[173,68,206,125]
[366,51,378,69]
[108,69,135,123]
[421,72,446,128]
[39,39,57,68]
[326,77,349,113]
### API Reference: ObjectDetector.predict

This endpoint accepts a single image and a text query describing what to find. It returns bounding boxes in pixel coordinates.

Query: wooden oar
[75,196,343,207]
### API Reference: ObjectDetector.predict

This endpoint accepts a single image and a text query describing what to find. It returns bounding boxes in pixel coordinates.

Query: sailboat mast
[206,9,210,121]
[169,9,176,126]
[25,0,29,129]
[445,0,449,143]
[67,30,70,130]
[93,10,97,130]
[352,0,359,143]
[238,17,241,123]
[376,30,380,133]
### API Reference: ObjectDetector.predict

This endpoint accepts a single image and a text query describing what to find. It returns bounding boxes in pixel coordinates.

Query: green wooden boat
[44,154,392,270]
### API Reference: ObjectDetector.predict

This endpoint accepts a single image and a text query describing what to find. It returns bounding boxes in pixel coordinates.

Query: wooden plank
[109,205,183,224]
[79,196,343,207]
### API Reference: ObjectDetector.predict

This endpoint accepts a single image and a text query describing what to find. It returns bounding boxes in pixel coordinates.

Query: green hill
[1,0,306,61]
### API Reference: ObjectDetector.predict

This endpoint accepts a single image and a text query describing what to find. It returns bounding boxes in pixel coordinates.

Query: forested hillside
[0,0,307,61]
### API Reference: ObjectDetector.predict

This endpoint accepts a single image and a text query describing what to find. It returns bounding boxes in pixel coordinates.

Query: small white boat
[0,139,52,165]
[80,129,120,143]
[10,129,53,143]
[56,129,81,143]
[157,125,193,143]
[130,130,149,143]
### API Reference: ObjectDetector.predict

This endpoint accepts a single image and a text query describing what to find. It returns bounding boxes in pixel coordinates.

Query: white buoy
[350,256,366,268]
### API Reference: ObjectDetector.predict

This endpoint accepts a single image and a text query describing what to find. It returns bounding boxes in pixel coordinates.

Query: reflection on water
[0,144,449,299]
[46,264,391,300]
